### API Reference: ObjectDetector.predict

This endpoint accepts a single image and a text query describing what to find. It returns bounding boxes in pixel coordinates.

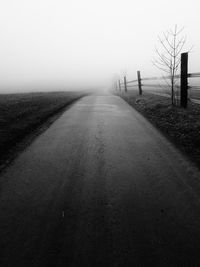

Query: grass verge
[117,90,200,168]
[0,91,88,171]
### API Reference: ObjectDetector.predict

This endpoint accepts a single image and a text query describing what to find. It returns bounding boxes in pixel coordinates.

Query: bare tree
[153,25,187,105]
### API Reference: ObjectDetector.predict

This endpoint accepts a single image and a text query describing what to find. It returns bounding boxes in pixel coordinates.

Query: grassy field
[0,91,88,170]
[117,90,200,168]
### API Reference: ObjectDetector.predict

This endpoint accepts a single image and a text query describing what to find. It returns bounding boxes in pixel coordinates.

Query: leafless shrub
[153,25,187,105]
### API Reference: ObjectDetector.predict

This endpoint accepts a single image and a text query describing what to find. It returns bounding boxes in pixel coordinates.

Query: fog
[0,0,199,93]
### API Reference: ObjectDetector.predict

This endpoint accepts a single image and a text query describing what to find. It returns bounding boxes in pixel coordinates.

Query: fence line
[117,53,200,107]
[119,74,200,90]
[188,72,200,78]
[119,74,200,85]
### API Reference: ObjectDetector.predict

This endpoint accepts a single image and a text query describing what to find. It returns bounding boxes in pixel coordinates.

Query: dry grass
[0,91,88,169]
[118,90,200,168]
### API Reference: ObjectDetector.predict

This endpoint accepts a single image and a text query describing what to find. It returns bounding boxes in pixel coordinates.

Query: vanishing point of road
[1,93,200,266]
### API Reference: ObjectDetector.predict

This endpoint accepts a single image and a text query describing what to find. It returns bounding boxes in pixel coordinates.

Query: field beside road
[117,90,200,168]
[0,91,88,170]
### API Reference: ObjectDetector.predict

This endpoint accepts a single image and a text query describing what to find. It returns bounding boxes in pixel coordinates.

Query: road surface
[1,93,200,266]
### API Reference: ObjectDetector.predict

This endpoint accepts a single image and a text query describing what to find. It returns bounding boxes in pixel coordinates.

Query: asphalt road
[1,93,200,267]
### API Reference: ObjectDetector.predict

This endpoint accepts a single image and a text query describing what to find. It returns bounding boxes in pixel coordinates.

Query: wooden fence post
[124,76,127,92]
[137,71,142,95]
[118,80,121,92]
[180,52,188,108]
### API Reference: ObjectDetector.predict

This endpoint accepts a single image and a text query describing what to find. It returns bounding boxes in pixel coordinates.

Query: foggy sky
[0,0,199,92]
